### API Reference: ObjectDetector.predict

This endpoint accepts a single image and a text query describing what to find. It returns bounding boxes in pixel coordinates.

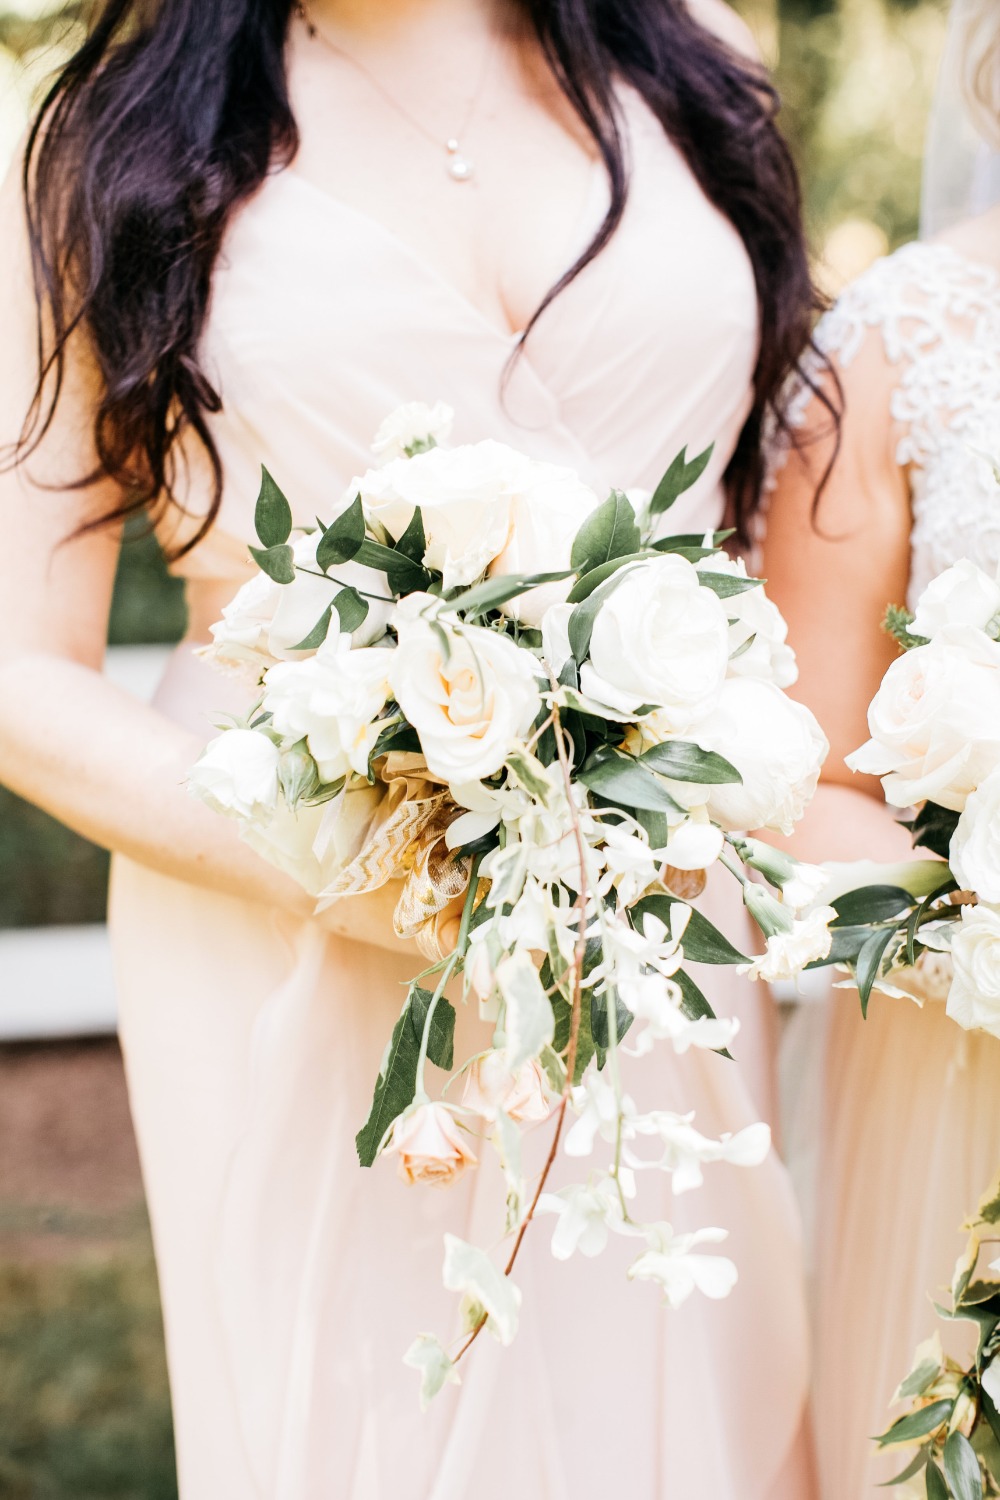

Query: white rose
[370,401,454,464]
[950,768,1000,902]
[692,677,828,834]
[188,729,280,819]
[698,555,798,687]
[351,439,527,589]
[847,626,1000,812]
[581,556,730,729]
[910,559,1000,639]
[390,594,541,783]
[947,904,1000,1039]
[262,633,392,782]
[207,532,392,678]
[488,463,600,626]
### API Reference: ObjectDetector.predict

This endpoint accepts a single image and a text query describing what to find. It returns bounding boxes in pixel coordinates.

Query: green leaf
[577,748,683,814]
[831,885,916,927]
[877,1400,954,1448]
[649,443,715,518]
[878,1447,929,1486]
[567,570,631,662]
[981,1388,1000,1449]
[356,990,425,1167]
[698,571,764,600]
[332,586,370,636]
[249,542,296,584]
[393,506,426,563]
[410,987,456,1071]
[925,1463,949,1500]
[906,803,961,861]
[367,719,421,778]
[884,602,929,653]
[907,878,959,964]
[632,893,749,965]
[354,538,429,594]
[551,991,598,1084]
[254,466,293,548]
[674,969,733,1058]
[441,569,575,617]
[289,603,334,652]
[857,925,899,1018]
[649,541,718,560]
[591,985,634,1052]
[566,550,656,604]
[638,740,742,785]
[806,923,871,969]
[944,1431,983,1500]
[317,496,365,570]
[570,491,640,575]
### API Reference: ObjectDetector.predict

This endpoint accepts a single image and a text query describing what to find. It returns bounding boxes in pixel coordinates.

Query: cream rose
[950,767,1000,902]
[207,531,392,678]
[848,627,1000,811]
[947,904,1000,1039]
[690,677,828,834]
[698,555,798,687]
[351,439,530,589]
[462,1054,552,1124]
[188,729,280,819]
[489,464,601,626]
[262,633,392,783]
[390,595,541,783]
[386,1101,478,1186]
[581,556,730,729]
[910,559,1000,640]
[370,401,454,464]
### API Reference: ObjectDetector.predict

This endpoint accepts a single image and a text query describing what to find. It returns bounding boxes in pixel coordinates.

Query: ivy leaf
[410,987,456,1071]
[317,496,365,570]
[637,740,742,786]
[631,893,749,965]
[577,747,683,814]
[249,542,296,584]
[570,491,640,575]
[649,443,715,518]
[254,466,293,548]
[831,885,915,927]
[943,1431,984,1500]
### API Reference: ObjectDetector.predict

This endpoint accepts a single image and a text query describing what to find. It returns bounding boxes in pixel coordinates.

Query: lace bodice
[791,242,1000,606]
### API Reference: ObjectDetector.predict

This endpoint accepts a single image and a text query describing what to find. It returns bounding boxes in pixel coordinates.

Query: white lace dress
[785,241,1000,1499]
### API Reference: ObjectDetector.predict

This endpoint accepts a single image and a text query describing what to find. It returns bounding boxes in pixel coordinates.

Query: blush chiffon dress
[107,88,816,1500]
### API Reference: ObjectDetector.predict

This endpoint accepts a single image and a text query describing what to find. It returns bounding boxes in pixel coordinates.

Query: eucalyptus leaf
[943,1431,983,1500]
[317,495,365,570]
[570,491,640,575]
[649,443,714,518]
[249,542,296,584]
[332,586,370,635]
[638,739,742,785]
[289,603,334,652]
[254,466,293,548]
[577,748,684,814]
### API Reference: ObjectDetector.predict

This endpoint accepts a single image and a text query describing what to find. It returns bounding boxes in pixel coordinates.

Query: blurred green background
[0,1,949,1496]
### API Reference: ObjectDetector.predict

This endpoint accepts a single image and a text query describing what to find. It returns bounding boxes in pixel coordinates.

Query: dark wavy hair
[16,0,833,552]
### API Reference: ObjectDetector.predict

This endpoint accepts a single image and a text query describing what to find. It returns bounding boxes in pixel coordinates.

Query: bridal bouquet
[189,403,830,1404]
[812,558,1000,1026]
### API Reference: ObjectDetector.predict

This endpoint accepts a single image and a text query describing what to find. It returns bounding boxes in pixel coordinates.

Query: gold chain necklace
[295,3,494,183]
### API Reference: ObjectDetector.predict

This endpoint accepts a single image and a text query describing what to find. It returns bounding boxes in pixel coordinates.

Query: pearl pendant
[445,139,475,183]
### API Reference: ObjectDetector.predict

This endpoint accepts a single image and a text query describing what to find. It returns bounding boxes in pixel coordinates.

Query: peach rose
[385,1102,478,1187]
[462,1054,552,1125]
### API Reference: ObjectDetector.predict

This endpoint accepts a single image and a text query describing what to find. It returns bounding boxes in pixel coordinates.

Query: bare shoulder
[685,0,762,62]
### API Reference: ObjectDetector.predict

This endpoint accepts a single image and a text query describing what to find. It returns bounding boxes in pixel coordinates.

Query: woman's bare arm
[0,159,418,953]
[762,327,916,868]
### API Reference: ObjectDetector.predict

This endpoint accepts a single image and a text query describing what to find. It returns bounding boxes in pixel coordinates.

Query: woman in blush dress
[764,2,1000,1493]
[0,1,826,1495]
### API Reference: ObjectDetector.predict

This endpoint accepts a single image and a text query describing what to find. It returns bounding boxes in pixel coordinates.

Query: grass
[0,1232,177,1500]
